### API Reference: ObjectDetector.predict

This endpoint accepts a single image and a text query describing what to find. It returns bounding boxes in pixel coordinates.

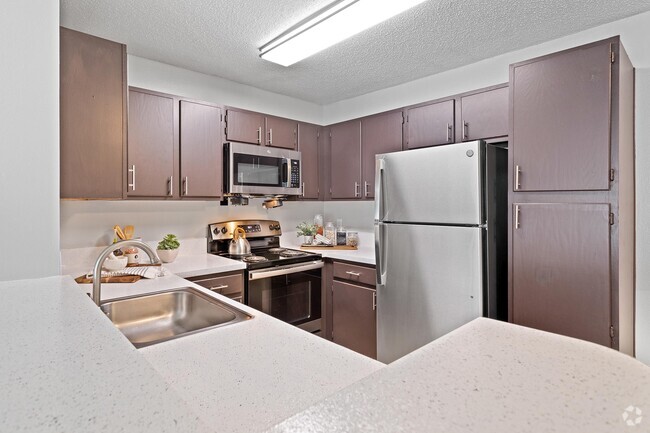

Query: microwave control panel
[289,160,300,188]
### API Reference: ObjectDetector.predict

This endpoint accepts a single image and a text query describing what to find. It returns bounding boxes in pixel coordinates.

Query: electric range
[208,220,323,334]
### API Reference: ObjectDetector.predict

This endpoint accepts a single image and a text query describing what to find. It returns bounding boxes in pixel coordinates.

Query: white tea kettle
[229,227,251,256]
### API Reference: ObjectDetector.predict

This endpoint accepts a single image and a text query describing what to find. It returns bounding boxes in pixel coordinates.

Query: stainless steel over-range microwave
[223,141,302,196]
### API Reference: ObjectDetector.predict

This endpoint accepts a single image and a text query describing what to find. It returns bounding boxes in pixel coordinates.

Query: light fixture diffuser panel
[260,0,427,66]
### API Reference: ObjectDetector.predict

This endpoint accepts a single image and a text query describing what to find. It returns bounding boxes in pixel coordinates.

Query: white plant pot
[157,249,179,263]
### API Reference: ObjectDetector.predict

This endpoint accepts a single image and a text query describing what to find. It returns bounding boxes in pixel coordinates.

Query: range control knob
[221,227,227,234]
[274,224,281,231]
[213,227,219,236]
[269,224,274,231]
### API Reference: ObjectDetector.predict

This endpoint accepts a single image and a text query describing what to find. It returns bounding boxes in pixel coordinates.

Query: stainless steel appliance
[374,140,507,363]
[223,142,302,196]
[208,220,323,333]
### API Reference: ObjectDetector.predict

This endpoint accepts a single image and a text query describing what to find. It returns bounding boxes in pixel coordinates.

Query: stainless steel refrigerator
[374,140,507,363]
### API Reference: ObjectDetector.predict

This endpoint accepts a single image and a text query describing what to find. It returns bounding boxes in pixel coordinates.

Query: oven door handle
[248,261,324,280]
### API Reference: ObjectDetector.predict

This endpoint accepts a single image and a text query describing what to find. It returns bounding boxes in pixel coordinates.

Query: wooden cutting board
[75,275,141,284]
[300,245,358,250]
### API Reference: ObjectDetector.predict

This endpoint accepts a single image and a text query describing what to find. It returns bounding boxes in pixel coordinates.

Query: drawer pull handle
[345,271,361,277]
[210,284,229,292]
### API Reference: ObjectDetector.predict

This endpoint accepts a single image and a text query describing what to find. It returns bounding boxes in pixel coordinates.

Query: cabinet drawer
[333,262,375,286]
[189,273,243,298]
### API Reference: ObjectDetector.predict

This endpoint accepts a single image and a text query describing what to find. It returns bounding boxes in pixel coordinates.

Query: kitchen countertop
[0,276,212,433]
[267,317,650,432]
[16,244,382,433]
[281,231,375,265]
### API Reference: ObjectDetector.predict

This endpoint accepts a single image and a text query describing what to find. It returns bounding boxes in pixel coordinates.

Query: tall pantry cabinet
[509,37,635,355]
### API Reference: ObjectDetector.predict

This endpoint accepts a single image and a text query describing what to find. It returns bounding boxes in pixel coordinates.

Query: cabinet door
[180,101,222,198]
[512,203,611,347]
[460,86,508,141]
[361,111,403,198]
[332,280,377,359]
[511,42,612,191]
[266,116,297,149]
[298,122,319,199]
[225,109,264,144]
[127,90,175,197]
[60,28,125,199]
[405,100,454,149]
[330,120,361,199]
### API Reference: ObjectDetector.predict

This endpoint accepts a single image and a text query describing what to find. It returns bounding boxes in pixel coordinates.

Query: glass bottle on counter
[346,231,359,248]
[324,222,336,244]
[314,214,324,236]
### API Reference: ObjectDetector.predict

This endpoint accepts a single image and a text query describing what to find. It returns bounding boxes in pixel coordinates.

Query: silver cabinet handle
[257,127,262,144]
[183,176,188,196]
[269,128,273,145]
[302,182,305,197]
[345,271,361,277]
[364,181,370,197]
[168,175,173,196]
[128,165,136,191]
[354,182,360,197]
[372,291,377,311]
[515,165,521,190]
[210,284,228,292]
[463,121,469,140]
[447,123,452,142]
[515,205,521,229]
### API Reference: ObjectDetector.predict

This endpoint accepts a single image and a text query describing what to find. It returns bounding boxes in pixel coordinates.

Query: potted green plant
[157,234,181,263]
[296,222,317,245]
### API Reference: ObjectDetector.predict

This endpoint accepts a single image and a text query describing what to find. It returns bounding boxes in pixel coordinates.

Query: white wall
[0,1,60,281]
[60,200,323,249]
[128,56,323,125]
[635,70,650,365]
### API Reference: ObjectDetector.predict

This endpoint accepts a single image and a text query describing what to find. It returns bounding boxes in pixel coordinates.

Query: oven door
[247,261,323,333]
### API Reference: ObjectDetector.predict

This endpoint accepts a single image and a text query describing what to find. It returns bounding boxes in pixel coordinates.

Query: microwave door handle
[282,158,289,186]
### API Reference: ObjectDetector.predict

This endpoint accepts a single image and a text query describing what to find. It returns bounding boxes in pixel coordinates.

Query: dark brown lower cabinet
[186,271,244,303]
[512,203,612,347]
[332,281,377,359]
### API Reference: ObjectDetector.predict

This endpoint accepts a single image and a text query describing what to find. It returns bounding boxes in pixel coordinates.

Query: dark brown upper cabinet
[361,111,403,198]
[225,108,265,145]
[459,85,508,142]
[60,27,126,199]
[511,203,612,347]
[511,41,612,191]
[405,99,454,149]
[329,120,362,199]
[297,122,320,199]
[266,116,297,149]
[179,100,223,199]
[127,88,177,198]
[225,109,297,149]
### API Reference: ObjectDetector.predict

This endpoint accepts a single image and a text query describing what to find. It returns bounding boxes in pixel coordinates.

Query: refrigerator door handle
[374,223,386,286]
[374,157,386,221]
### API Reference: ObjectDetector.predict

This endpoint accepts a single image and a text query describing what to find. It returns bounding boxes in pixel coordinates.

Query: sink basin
[100,287,252,348]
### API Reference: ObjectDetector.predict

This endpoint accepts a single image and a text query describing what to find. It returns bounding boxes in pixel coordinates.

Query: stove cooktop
[217,248,322,270]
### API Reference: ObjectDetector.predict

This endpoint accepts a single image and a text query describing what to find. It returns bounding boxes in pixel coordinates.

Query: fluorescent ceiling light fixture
[259,0,427,67]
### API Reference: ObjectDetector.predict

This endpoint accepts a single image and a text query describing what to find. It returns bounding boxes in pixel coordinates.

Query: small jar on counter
[336,230,347,246]
[324,222,336,244]
[346,231,359,247]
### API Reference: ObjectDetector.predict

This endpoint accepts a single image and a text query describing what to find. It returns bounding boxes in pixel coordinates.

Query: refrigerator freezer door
[376,223,483,363]
[376,141,483,225]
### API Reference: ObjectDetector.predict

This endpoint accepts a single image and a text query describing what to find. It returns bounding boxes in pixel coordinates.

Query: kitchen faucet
[91,239,161,305]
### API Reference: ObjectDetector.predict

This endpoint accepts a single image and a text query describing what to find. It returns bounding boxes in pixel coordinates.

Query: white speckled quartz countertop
[267,318,650,433]
[32,239,383,433]
[281,231,375,265]
[0,276,212,433]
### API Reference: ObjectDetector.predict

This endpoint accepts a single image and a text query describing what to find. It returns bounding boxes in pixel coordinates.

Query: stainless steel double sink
[100,287,252,348]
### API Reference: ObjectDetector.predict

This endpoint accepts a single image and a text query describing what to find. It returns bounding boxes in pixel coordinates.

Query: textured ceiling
[60,0,650,104]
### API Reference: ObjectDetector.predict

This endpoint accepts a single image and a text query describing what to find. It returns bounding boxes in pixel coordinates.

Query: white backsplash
[60,199,324,249]
[323,201,375,231]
